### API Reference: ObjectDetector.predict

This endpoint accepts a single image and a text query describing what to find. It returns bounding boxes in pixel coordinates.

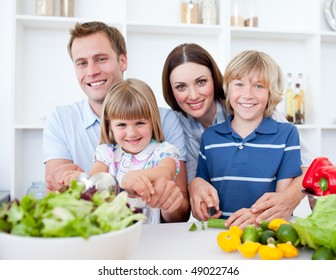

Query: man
[43,21,190,223]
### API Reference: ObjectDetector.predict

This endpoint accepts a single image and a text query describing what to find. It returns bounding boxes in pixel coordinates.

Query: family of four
[43,21,314,228]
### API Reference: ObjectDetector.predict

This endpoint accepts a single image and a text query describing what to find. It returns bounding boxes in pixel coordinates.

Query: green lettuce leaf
[293,194,336,253]
[0,181,146,239]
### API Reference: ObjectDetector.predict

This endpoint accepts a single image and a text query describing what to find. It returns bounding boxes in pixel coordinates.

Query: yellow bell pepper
[258,243,284,260]
[228,225,243,239]
[217,231,241,252]
[268,218,289,232]
[237,241,261,258]
[277,242,300,258]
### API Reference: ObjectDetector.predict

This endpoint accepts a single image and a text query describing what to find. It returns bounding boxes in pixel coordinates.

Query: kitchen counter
[132,221,314,260]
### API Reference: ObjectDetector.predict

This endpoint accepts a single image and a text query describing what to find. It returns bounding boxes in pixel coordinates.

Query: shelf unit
[3,0,336,218]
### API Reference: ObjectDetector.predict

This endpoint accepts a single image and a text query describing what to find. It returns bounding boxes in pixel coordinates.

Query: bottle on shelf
[292,73,305,124]
[285,73,294,123]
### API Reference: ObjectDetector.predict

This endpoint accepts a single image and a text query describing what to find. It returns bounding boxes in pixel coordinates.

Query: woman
[162,43,313,226]
[162,43,226,183]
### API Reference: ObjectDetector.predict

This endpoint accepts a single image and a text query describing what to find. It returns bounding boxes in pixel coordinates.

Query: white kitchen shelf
[321,31,336,41]
[127,22,223,35]
[231,28,318,40]
[321,125,336,129]
[2,0,336,219]
[15,125,45,130]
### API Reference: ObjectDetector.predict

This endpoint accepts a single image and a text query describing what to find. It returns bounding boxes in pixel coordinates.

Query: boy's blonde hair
[100,78,164,144]
[223,50,283,117]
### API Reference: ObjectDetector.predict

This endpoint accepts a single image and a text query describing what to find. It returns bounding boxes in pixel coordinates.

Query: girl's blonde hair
[223,50,284,117]
[100,78,164,144]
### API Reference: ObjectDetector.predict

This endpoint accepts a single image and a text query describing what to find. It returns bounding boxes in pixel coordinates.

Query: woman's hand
[225,208,258,229]
[189,177,221,221]
[250,192,295,223]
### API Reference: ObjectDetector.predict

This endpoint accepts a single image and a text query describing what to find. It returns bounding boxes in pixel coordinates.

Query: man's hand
[60,169,83,188]
[122,170,154,202]
[46,163,83,192]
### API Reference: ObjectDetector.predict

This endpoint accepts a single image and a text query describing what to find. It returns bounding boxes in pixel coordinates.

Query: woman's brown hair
[162,43,224,116]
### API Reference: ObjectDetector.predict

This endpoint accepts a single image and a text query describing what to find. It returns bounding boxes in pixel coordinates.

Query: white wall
[0,0,14,191]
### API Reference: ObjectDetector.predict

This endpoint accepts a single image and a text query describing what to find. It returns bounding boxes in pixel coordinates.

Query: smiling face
[169,62,216,128]
[71,32,127,114]
[229,73,269,126]
[110,118,153,154]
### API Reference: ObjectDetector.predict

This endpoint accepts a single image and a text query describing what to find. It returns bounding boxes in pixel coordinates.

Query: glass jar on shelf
[201,0,217,25]
[36,0,55,16]
[60,0,75,17]
[26,181,46,200]
[244,0,259,27]
[231,0,244,26]
[181,0,199,24]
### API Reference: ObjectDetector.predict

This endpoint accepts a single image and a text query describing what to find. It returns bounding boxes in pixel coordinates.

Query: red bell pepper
[303,157,334,196]
[312,165,336,196]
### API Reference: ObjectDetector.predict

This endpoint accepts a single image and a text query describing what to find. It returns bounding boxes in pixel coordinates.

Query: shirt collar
[215,101,226,125]
[215,115,278,135]
[113,140,160,162]
[187,100,227,130]
[83,98,100,129]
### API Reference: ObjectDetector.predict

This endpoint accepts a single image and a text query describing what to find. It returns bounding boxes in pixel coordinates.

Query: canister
[201,0,217,25]
[36,0,55,16]
[181,0,199,24]
[61,0,75,17]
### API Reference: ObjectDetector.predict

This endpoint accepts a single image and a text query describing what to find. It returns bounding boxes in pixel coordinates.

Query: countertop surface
[131,221,313,260]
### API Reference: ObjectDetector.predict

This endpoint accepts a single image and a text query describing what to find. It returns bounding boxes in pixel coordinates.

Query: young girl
[63,78,180,224]
[195,50,303,227]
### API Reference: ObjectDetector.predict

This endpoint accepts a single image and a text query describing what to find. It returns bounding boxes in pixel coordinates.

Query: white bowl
[0,220,143,260]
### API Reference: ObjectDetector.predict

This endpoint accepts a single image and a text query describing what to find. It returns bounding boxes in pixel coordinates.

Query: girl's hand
[122,171,155,202]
